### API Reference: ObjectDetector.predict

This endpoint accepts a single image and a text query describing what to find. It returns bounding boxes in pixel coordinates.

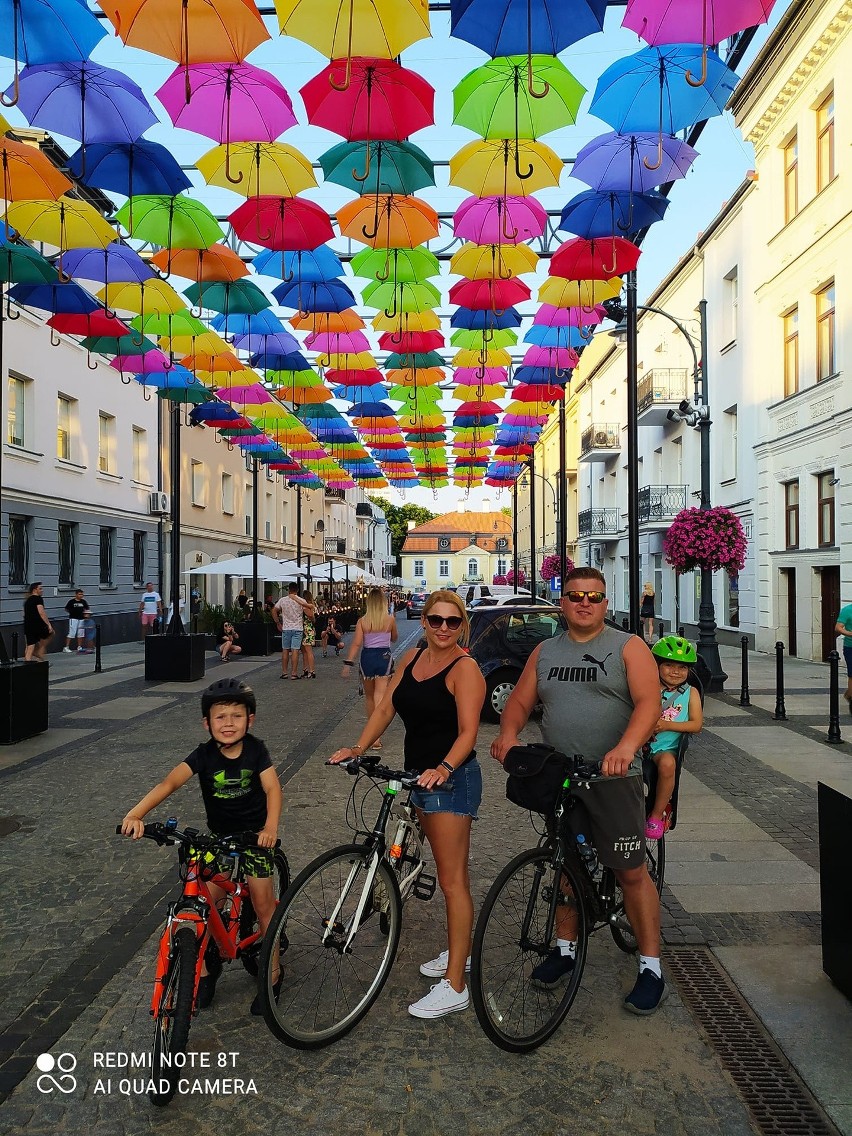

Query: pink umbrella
[623,1,776,47]
[453,367,508,383]
[454,195,547,244]
[157,62,297,142]
[523,345,580,369]
[215,383,274,405]
[110,350,172,374]
[304,331,372,353]
[533,303,607,327]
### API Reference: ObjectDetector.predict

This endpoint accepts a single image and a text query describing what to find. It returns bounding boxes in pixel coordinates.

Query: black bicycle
[470,754,664,1052]
[257,755,436,1048]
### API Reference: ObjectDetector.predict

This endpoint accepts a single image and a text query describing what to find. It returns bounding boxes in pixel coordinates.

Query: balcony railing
[325,487,346,501]
[578,508,620,538]
[580,424,620,456]
[356,548,373,559]
[638,485,687,524]
[637,368,689,415]
[461,573,484,583]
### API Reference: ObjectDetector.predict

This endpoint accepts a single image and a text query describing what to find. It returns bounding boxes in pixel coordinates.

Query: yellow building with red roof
[401,510,513,590]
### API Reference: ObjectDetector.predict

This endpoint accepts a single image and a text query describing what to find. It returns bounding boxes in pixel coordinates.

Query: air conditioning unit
[592,544,605,565]
[148,491,169,515]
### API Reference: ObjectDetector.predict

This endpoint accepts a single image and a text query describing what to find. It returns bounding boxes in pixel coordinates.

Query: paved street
[0,624,850,1136]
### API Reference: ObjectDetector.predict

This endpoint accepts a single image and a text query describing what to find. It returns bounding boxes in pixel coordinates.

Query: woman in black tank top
[329,591,485,1021]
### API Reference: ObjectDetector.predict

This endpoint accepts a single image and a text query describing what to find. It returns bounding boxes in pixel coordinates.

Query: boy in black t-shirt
[121,678,282,1013]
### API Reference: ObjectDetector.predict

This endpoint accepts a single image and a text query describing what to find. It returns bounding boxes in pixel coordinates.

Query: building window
[723,267,738,344]
[7,376,28,447]
[817,473,836,547]
[57,395,75,461]
[497,557,507,576]
[413,559,424,578]
[467,558,479,578]
[191,460,206,506]
[99,527,115,585]
[783,133,798,223]
[784,481,799,550]
[723,406,737,480]
[816,90,835,191]
[439,559,449,577]
[725,572,740,628]
[58,521,76,585]
[221,472,234,514]
[132,426,147,482]
[8,516,29,586]
[133,531,146,585]
[98,412,116,473]
[816,282,835,381]
[783,308,799,397]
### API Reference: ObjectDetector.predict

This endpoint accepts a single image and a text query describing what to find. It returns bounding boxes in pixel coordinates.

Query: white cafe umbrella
[188,553,294,578]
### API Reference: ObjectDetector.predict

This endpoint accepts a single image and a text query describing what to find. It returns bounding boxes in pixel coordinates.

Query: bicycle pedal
[412,872,436,901]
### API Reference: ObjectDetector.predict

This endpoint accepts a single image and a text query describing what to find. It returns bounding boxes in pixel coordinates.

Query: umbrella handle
[527,55,550,100]
[87,352,98,370]
[0,70,20,109]
[50,327,61,347]
[685,45,709,88]
[351,143,372,183]
[499,201,519,242]
[601,235,618,276]
[361,212,381,241]
[375,248,392,282]
[328,0,354,92]
[383,284,399,319]
[225,146,244,187]
[642,136,663,172]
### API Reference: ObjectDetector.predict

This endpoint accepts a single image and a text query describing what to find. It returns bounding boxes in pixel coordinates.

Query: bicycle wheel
[239,850,291,976]
[258,843,402,1049]
[471,847,588,1053]
[150,923,198,1107]
[610,834,666,954]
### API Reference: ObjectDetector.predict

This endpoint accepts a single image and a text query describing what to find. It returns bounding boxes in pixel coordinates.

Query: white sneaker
[419,950,472,978]
[408,979,469,1020]
[62,647,73,653]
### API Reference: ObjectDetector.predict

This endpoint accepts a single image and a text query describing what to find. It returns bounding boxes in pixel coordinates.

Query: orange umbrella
[151,244,248,282]
[337,194,439,249]
[180,349,246,373]
[1,138,72,204]
[290,309,365,332]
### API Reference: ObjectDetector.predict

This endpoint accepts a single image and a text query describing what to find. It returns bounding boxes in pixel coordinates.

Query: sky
[1,0,791,514]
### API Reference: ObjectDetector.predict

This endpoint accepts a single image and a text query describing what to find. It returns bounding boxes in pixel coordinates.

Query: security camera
[678,399,692,414]
[666,409,681,422]
[829,477,840,486]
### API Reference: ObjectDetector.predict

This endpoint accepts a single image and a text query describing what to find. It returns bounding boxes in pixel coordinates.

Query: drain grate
[664,946,840,1136]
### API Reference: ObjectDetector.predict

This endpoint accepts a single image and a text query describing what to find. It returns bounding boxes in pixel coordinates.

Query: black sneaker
[623,969,668,1015]
[530,948,576,989]
[197,973,218,1009]
[250,975,282,1016]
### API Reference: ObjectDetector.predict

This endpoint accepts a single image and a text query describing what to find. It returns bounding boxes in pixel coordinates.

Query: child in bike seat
[120,677,282,1014]
[645,636,703,840]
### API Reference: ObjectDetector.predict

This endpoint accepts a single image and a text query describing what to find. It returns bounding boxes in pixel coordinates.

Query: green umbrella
[0,241,58,284]
[81,332,159,355]
[320,140,434,196]
[351,245,440,283]
[116,195,223,250]
[388,384,443,404]
[384,351,445,369]
[453,55,585,140]
[157,384,210,404]
[132,310,207,337]
[184,279,271,316]
[362,280,441,314]
[218,426,258,437]
[451,327,518,350]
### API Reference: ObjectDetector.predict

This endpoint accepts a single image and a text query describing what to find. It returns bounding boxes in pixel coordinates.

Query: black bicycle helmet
[200,677,256,718]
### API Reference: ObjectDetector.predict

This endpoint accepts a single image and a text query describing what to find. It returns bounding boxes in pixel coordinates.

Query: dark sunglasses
[565,590,606,604]
[425,614,464,630]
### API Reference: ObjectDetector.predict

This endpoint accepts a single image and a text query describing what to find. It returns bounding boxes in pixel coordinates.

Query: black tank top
[392,648,474,774]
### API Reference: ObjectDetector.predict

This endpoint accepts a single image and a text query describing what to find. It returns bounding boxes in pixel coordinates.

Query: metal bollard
[739,635,751,706]
[678,626,685,638]
[827,650,842,743]
[94,625,102,674]
[10,631,19,660]
[773,641,787,720]
[622,617,629,631]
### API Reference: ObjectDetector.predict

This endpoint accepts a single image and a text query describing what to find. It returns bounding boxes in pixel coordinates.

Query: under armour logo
[581,651,612,676]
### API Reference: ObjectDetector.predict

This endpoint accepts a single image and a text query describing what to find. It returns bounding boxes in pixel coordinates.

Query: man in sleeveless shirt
[491,567,667,1015]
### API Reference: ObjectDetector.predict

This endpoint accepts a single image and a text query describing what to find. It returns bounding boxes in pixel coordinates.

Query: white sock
[639,955,661,978]
[557,938,577,957]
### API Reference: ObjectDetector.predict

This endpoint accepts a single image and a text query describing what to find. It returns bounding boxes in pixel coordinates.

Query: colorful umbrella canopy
[61,242,155,285]
[449,138,563,196]
[362,279,441,313]
[550,236,641,279]
[6,197,117,249]
[185,278,271,315]
[623,0,777,47]
[338,194,439,248]
[301,59,434,142]
[320,140,434,196]
[351,245,439,283]
[157,62,297,144]
[48,310,127,336]
[450,0,606,57]
[66,139,191,197]
[229,196,334,250]
[538,276,621,307]
[571,130,697,193]
[99,277,186,315]
[104,0,270,68]
[454,194,547,243]
[0,244,57,285]
[151,244,248,283]
[254,246,343,282]
[449,276,530,310]
[274,0,431,61]
[453,55,584,139]
[9,279,98,313]
[196,142,316,197]
[0,135,72,201]
[117,195,223,249]
[558,189,669,238]
[450,242,537,279]
[0,0,107,93]
[273,278,357,312]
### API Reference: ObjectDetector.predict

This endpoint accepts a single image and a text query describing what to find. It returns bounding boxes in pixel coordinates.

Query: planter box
[0,660,49,744]
[236,621,276,657]
[145,634,206,683]
[819,782,852,1002]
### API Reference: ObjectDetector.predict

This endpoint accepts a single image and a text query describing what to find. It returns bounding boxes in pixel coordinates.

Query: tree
[368,497,437,567]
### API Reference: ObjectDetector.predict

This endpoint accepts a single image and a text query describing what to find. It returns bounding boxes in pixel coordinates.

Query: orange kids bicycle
[117,818,289,1106]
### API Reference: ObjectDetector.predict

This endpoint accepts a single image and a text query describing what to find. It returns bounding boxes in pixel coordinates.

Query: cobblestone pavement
[0,631,848,1134]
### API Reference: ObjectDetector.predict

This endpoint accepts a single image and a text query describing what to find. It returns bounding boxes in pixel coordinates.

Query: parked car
[406,592,429,620]
[467,605,568,723]
[456,583,529,605]
[468,593,557,609]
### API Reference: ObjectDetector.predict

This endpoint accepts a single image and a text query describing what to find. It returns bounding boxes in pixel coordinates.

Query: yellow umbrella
[372,310,440,332]
[449,139,563,197]
[0,112,12,136]
[97,278,185,315]
[453,348,512,368]
[538,276,622,307]
[274,0,430,61]
[159,331,231,356]
[196,142,317,197]
[450,242,538,279]
[6,197,116,250]
[452,384,506,400]
[316,351,378,370]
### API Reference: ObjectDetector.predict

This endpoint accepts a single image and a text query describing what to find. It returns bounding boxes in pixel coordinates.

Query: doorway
[821,566,841,660]
[780,567,797,657]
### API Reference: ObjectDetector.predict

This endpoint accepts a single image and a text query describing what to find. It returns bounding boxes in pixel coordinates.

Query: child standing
[78,609,97,653]
[120,678,282,1014]
[645,636,703,839]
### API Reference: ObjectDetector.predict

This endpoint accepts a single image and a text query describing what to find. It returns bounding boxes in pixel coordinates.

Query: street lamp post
[520,463,559,601]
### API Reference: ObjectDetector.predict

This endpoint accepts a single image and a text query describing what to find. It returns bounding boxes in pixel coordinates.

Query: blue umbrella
[212,310,286,337]
[558,189,669,238]
[571,131,698,193]
[133,366,201,389]
[0,0,106,106]
[451,306,523,330]
[61,241,156,285]
[347,401,397,417]
[190,401,245,425]
[67,140,191,198]
[523,324,587,348]
[512,365,570,385]
[9,280,98,313]
[255,351,313,371]
[454,414,499,427]
[450,0,606,56]
[590,46,738,136]
[331,384,388,401]
[253,246,344,282]
[272,279,356,313]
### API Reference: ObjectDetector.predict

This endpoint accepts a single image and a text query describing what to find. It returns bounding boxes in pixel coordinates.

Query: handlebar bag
[504,744,571,814]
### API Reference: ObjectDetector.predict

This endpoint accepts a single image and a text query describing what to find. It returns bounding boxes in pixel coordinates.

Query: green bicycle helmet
[651,635,697,664]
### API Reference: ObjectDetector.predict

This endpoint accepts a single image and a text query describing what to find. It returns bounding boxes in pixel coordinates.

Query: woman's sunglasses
[425,614,464,630]
[565,590,606,604]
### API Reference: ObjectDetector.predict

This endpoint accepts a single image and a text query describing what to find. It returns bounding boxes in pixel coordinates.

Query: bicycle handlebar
[328,755,420,789]
[115,821,281,853]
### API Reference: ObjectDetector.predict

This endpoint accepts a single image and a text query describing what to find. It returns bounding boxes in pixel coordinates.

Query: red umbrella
[379,330,444,352]
[449,277,530,311]
[48,311,131,337]
[550,236,641,280]
[301,58,434,141]
[228,196,334,250]
[455,401,502,415]
[512,383,567,403]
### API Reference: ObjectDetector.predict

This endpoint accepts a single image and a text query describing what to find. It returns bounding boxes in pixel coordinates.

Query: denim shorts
[360,647,393,678]
[409,757,482,820]
[844,645,852,678]
[281,629,303,650]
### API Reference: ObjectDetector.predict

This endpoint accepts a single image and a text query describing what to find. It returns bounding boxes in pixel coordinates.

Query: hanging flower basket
[506,568,527,587]
[539,553,574,581]
[663,507,747,577]
[492,574,507,585]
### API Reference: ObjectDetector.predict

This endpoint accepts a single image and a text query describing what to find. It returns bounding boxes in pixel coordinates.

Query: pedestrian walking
[341,587,398,745]
[300,590,317,678]
[835,600,852,715]
[23,582,53,661]
[640,583,656,643]
[139,582,162,640]
[63,588,86,653]
[273,583,309,680]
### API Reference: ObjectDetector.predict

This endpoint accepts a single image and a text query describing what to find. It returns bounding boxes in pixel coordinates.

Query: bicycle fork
[322,851,382,954]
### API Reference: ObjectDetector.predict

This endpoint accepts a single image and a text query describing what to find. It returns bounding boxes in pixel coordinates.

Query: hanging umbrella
[302,59,434,148]
[6,198,116,277]
[558,189,669,238]
[320,140,433,196]
[454,194,547,243]
[305,330,371,353]
[453,347,512,368]
[572,130,697,193]
[449,277,530,310]
[538,276,621,307]
[111,348,171,374]
[372,309,440,332]
[523,323,585,347]
[378,330,443,352]
[624,1,777,68]
[522,345,578,370]
[337,194,439,248]
[185,278,271,315]
[180,348,245,373]
[362,279,441,314]
[116,195,223,250]
[254,246,343,282]
[384,350,444,369]
[67,139,191,198]
[453,55,584,140]
[550,236,641,279]
[61,242,156,287]
[451,306,522,330]
[351,245,439,282]
[450,242,537,280]
[0,0,107,107]
[9,279,98,314]
[451,328,517,350]
[272,278,356,313]
[211,309,285,337]
[449,138,562,196]
[196,141,315,197]
[228,196,334,250]
[233,329,300,354]
[99,277,186,317]
[0,241,55,285]
[82,331,158,355]
[134,309,206,338]
[535,302,607,328]
[291,309,365,333]
[0,136,72,203]
[151,244,248,282]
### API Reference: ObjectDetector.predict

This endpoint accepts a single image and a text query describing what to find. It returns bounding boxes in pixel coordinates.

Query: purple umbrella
[231,330,300,355]
[61,242,156,286]
[572,130,697,192]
